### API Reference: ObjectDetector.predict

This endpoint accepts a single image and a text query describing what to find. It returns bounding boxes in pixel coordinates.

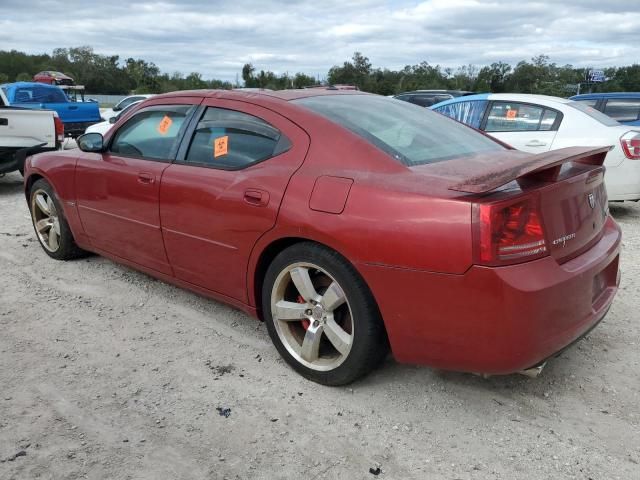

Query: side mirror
[77,133,104,152]
[108,116,117,124]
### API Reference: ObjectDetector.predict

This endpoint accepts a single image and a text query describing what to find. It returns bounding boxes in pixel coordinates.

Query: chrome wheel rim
[31,189,61,253]
[271,262,354,371]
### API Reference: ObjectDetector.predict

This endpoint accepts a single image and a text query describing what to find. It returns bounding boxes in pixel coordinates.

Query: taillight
[620,131,640,160]
[54,114,64,145]
[474,195,548,266]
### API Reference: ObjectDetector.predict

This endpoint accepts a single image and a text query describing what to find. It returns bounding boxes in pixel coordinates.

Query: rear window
[567,101,619,126]
[294,95,504,166]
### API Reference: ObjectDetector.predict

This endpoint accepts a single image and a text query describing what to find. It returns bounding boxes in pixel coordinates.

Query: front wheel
[262,242,388,386]
[30,179,87,260]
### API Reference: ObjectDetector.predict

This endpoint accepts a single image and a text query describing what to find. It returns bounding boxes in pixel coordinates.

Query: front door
[159,100,310,302]
[75,102,199,274]
[482,101,560,153]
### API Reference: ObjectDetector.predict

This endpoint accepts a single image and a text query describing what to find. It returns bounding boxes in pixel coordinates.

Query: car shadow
[609,202,640,221]
[0,173,24,197]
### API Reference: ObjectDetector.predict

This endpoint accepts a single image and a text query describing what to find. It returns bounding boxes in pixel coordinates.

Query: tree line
[1,47,639,96]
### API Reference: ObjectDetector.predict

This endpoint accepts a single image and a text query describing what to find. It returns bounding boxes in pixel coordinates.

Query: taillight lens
[474,195,548,266]
[621,131,640,160]
[53,114,64,144]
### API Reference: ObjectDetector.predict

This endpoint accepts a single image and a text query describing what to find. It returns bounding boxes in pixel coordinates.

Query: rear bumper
[359,217,622,374]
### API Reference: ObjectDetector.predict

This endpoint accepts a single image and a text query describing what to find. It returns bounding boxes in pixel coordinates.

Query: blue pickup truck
[1,82,101,137]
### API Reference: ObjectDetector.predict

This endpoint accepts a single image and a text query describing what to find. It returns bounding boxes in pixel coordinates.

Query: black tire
[262,242,388,386]
[29,178,87,260]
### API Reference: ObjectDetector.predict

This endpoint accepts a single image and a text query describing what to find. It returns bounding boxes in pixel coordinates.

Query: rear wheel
[262,242,388,385]
[30,179,86,260]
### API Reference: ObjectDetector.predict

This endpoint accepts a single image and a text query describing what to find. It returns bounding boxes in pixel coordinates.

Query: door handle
[525,140,547,147]
[137,172,155,184]
[0,118,7,126]
[244,189,269,207]
[68,106,79,110]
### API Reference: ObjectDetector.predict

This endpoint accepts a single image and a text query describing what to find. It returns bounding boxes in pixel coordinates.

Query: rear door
[75,100,200,274]
[482,101,561,152]
[159,99,310,302]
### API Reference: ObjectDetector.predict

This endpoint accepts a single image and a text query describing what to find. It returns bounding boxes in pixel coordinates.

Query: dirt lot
[1,170,639,480]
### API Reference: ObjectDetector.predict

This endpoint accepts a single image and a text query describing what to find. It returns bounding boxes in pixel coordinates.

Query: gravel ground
[0,170,639,480]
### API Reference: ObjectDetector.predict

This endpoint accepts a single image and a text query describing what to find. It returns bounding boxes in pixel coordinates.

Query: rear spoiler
[449,146,612,194]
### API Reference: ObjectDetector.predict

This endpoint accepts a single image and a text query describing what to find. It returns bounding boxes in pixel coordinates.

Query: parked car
[432,93,640,201]
[1,82,101,137]
[85,100,143,135]
[570,92,640,126]
[100,94,154,121]
[33,71,75,86]
[0,87,63,175]
[24,90,621,385]
[394,90,475,107]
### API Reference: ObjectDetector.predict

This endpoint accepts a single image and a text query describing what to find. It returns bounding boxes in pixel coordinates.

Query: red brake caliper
[298,295,310,331]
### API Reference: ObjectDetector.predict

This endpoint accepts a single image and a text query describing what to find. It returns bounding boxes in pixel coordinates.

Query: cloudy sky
[1,0,637,82]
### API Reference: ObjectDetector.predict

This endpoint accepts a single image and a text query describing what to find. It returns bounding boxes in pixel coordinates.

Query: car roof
[431,93,573,109]
[570,92,640,100]
[1,81,63,90]
[150,88,369,103]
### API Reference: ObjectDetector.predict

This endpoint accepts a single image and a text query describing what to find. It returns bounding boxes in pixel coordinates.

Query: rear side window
[434,100,488,129]
[294,95,503,166]
[110,105,194,160]
[14,86,67,103]
[485,102,560,132]
[603,99,640,122]
[184,107,291,169]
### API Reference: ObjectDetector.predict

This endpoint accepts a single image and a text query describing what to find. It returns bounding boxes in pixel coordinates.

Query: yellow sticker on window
[506,109,517,120]
[214,135,229,157]
[157,115,173,135]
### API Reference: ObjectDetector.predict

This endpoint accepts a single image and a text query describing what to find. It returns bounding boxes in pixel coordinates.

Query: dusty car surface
[23,89,621,385]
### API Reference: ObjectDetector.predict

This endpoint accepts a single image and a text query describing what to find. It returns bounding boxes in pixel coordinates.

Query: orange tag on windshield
[506,109,517,119]
[157,115,173,135]
[214,135,229,157]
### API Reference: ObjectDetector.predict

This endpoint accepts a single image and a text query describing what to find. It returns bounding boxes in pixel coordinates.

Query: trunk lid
[427,146,611,265]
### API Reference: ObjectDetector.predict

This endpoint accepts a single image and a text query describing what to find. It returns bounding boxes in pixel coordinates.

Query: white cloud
[0,0,638,82]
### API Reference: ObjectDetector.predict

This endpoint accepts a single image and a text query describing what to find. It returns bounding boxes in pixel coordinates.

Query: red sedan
[24,90,621,385]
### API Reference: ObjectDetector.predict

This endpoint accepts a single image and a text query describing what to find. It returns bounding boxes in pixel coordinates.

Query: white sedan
[432,93,640,201]
[100,94,154,121]
[86,100,143,135]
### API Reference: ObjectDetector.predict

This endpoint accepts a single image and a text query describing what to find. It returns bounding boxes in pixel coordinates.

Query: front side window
[603,99,640,122]
[110,105,194,160]
[574,98,598,108]
[295,94,503,166]
[184,107,291,169]
[485,102,548,132]
[434,100,488,129]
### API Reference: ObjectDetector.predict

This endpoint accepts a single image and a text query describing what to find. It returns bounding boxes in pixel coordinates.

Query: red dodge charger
[24,89,621,385]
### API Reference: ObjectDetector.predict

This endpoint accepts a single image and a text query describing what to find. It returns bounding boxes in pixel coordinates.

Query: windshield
[294,95,504,166]
[567,101,620,126]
